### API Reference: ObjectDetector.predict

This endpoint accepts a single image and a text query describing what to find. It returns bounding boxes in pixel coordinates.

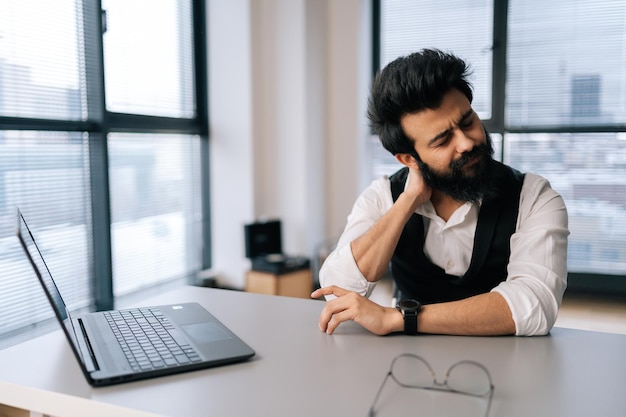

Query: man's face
[414,131,494,202]
[399,89,494,202]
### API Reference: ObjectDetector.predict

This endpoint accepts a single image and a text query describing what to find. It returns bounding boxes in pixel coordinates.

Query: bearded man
[312,49,569,337]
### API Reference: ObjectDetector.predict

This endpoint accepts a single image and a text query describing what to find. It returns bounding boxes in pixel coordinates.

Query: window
[378,0,494,120]
[108,133,202,297]
[0,0,208,349]
[374,0,626,292]
[506,0,626,128]
[371,0,495,185]
[504,0,626,278]
[102,0,196,118]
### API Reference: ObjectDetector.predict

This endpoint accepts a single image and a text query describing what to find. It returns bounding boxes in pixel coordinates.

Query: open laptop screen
[16,209,85,361]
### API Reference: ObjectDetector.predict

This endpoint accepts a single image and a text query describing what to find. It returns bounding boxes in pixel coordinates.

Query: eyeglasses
[368,353,494,417]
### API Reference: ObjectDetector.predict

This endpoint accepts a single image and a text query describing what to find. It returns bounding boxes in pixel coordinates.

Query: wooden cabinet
[245,269,312,299]
[0,404,30,417]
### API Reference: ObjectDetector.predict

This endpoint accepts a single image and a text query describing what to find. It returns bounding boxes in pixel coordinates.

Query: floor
[370,278,626,335]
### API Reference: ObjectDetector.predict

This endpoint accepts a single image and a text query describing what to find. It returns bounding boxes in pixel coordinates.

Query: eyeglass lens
[446,361,492,396]
[391,354,492,396]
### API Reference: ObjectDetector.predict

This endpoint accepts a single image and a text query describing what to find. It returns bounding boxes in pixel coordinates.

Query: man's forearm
[351,192,419,282]
[418,292,516,336]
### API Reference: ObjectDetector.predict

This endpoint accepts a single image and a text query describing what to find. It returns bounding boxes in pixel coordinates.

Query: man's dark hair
[367,49,473,156]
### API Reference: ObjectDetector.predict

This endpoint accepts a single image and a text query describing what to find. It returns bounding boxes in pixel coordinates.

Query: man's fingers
[318,297,343,332]
[325,310,352,335]
[319,302,353,335]
[311,285,349,299]
[314,287,368,334]
[317,296,353,333]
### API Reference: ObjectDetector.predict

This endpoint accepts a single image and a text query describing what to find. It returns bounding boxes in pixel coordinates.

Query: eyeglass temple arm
[368,372,392,417]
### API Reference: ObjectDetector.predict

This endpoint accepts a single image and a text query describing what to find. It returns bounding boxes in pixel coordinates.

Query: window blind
[0,0,207,348]
[506,0,626,128]
[380,0,494,119]
[505,0,626,275]
[108,133,202,297]
[0,1,93,348]
[0,1,87,120]
[0,132,92,347]
[375,0,626,278]
[101,0,203,298]
[102,0,196,118]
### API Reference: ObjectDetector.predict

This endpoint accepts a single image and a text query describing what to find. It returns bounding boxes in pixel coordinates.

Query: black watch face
[398,299,419,311]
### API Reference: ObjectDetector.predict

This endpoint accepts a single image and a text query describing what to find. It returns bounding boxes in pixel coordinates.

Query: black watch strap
[397,299,421,335]
[403,309,418,335]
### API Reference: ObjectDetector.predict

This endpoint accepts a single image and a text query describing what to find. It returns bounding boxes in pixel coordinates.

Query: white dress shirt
[319,172,569,336]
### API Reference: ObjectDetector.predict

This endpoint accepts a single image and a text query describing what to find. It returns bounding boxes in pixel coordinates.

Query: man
[312,49,568,337]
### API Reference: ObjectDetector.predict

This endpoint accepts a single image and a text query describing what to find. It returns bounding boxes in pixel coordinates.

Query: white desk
[1,286,625,417]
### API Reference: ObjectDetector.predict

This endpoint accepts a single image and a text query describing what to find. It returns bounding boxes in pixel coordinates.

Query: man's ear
[395,153,418,169]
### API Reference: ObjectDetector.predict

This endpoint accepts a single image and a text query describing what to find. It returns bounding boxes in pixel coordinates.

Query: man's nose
[453,129,475,154]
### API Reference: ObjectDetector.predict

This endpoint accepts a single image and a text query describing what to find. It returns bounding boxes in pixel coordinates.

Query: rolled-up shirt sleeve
[319,177,395,300]
[318,244,374,299]
[491,173,569,336]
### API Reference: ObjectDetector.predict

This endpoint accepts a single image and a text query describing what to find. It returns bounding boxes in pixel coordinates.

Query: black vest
[389,161,524,304]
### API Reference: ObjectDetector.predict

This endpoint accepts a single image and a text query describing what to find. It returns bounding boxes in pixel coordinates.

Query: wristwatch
[396,299,421,335]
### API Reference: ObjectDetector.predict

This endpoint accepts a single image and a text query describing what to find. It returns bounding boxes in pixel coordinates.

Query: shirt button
[447,260,455,268]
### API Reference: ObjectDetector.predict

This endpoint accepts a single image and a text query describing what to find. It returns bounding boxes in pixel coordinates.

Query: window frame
[0,0,211,313]
[372,0,626,296]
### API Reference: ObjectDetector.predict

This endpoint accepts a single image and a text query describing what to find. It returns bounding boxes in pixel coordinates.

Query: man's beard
[412,130,496,203]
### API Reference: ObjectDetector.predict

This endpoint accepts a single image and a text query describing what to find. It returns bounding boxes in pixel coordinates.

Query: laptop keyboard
[105,308,202,372]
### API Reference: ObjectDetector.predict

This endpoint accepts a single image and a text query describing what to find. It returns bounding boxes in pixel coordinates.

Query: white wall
[207,0,256,288]
[207,0,370,289]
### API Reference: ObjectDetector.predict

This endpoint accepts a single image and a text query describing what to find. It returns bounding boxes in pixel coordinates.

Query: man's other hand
[311,286,403,335]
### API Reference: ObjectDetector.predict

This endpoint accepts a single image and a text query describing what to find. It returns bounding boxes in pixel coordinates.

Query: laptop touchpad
[182,322,232,344]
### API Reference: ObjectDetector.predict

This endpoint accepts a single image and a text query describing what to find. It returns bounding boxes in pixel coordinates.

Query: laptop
[16,209,255,387]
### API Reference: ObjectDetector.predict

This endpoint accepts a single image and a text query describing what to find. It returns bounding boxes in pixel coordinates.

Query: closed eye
[459,111,476,129]
[431,132,453,147]
[427,108,476,147]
